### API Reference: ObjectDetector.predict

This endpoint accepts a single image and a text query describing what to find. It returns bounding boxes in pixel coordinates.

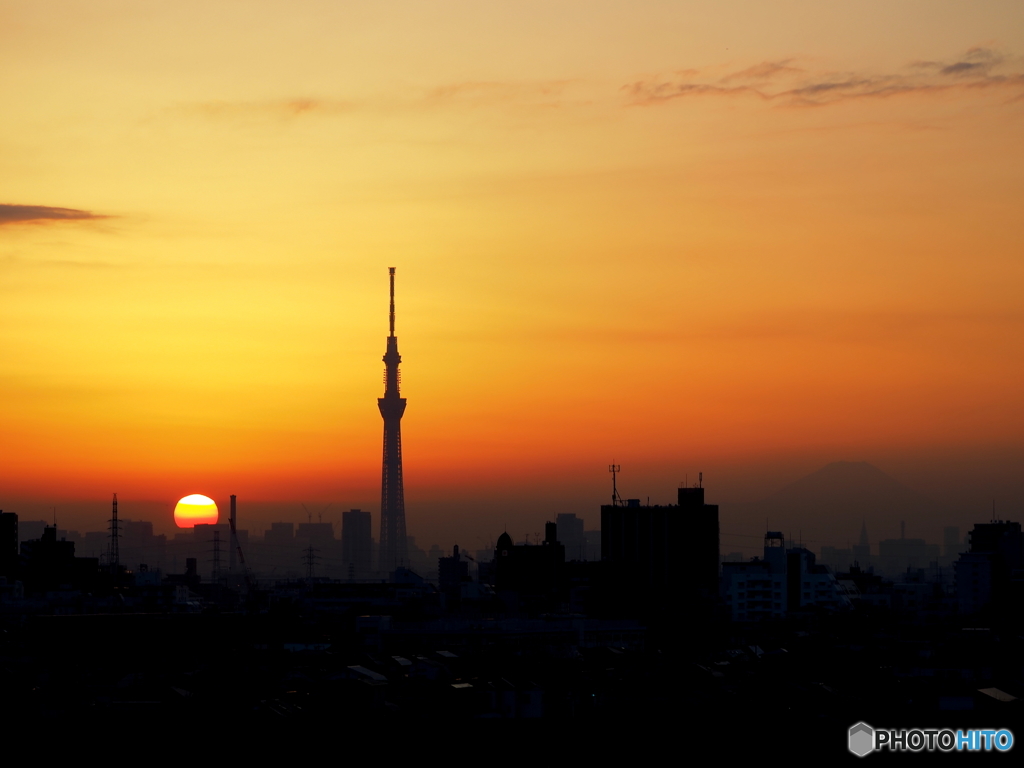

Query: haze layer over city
[3,2,1024,563]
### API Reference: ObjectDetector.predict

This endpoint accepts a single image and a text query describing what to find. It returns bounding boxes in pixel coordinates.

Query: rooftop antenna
[609,464,622,506]
[699,472,703,489]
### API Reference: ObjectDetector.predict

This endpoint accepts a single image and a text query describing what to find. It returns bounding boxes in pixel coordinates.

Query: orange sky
[2,2,1023,545]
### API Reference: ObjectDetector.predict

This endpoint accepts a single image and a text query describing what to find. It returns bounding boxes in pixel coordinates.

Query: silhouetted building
[495,523,566,614]
[378,267,409,574]
[342,509,372,580]
[878,531,938,576]
[122,518,167,571]
[851,521,871,567]
[944,526,961,559]
[265,522,294,549]
[954,520,1024,617]
[787,547,849,612]
[721,532,787,620]
[0,511,17,580]
[438,545,471,608]
[601,484,719,616]
[819,545,853,573]
[555,513,585,561]
[722,532,851,621]
[165,557,202,590]
[19,525,99,593]
[298,522,334,548]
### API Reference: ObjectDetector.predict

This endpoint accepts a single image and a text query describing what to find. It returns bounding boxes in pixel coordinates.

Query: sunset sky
[3,2,1023,547]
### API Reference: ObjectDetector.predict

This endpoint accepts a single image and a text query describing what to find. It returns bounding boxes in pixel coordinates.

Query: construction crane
[228,508,259,603]
[301,502,334,524]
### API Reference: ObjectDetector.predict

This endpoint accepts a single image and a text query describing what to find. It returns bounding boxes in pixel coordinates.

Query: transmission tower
[108,493,121,572]
[303,545,320,580]
[210,530,221,581]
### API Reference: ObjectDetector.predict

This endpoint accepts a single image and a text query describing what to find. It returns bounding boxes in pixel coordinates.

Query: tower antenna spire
[389,266,396,337]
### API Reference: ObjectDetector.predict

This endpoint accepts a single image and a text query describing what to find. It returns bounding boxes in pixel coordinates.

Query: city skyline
[2,2,1024,547]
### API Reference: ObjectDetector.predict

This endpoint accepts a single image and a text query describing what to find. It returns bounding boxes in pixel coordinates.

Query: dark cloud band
[0,204,106,226]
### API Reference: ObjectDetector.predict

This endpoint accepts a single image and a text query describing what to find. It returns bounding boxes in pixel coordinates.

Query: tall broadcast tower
[378,267,408,574]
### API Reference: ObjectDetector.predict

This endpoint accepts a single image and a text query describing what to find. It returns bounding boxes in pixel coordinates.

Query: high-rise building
[601,483,720,616]
[721,532,851,622]
[378,267,408,574]
[851,521,871,566]
[342,509,372,580]
[555,513,585,561]
[494,522,566,613]
[954,520,1023,616]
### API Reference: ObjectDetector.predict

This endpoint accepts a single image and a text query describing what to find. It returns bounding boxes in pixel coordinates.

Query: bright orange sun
[174,494,219,528]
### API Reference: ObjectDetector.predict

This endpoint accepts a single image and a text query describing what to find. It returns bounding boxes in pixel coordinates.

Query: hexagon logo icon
[849,722,875,757]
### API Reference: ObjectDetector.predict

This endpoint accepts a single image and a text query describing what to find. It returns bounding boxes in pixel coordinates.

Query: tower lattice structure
[378,267,408,575]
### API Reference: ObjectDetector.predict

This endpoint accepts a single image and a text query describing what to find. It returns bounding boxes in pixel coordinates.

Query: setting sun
[173,494,219,528]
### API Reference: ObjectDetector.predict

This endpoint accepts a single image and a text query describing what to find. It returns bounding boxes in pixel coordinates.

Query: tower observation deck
[378,267,408,574]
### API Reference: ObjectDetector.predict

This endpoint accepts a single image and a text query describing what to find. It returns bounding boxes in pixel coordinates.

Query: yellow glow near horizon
[173,494,219,528]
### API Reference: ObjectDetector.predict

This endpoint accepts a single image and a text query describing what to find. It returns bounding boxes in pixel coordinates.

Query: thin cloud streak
[0,204,108,226]
[181,98,356,119]
[176,79,577,122]
[625,47,1024,107]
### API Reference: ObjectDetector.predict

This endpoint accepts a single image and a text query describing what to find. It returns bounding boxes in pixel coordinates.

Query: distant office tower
[601,483,719,615]
[297,522,335,548]
[944,526,961,559]
[954,520,1023,615]
[378,267,408,574]
[852,521,871,565]
[555,513,585,561]
[264,522,295,557]
[342,509,372,579]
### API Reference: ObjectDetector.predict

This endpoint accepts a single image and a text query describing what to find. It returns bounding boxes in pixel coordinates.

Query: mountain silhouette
[748,461,946,548]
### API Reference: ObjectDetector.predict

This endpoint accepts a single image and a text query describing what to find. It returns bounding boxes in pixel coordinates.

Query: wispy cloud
[0,204,109,226]
[425,79,572,106]
[625,47,1024,107]
[177,80,575,122]
[181,98,355,119]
